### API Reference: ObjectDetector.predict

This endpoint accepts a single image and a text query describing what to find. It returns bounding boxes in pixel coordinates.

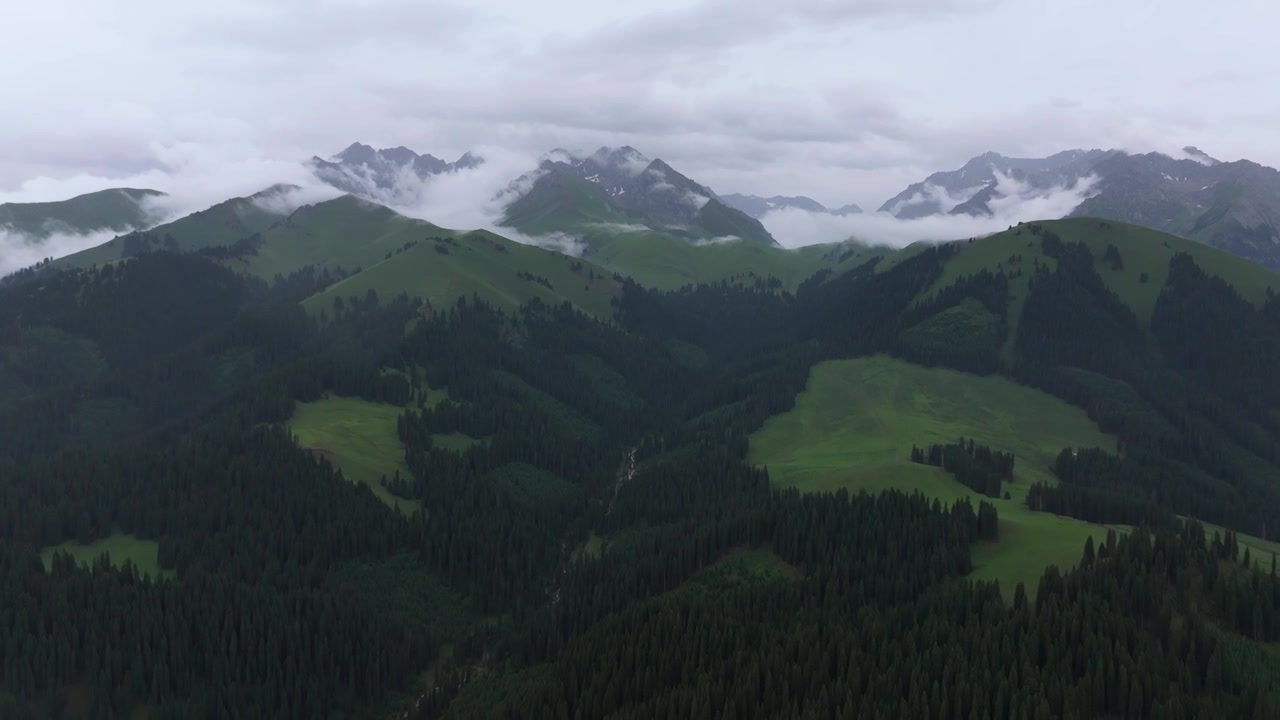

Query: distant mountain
[718,193,862,219]
[502,146,778,247]
[879,149,1110,219]
[308,142,482,198]
[1070,151,1280,270]
[883,147,1280,270]
[0,188,164,239]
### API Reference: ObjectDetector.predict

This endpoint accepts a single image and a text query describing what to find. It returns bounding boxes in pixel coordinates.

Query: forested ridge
[4,221,1280,717]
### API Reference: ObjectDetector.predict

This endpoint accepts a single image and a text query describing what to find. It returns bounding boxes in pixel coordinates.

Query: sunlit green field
[749,355,1120,595]
[287,395,420,514]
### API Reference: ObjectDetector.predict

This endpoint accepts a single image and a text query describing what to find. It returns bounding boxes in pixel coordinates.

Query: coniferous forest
[5,227,1280,718]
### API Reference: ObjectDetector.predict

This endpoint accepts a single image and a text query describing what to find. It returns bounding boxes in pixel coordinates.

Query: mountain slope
[885,147,1280,270]
[920,216,1278,329]
[0,188,163,238]
[52,186,293,269]
[300,230,622,319]
[1070,152,1280,269]
[880,149,1110,218]
[233,194,454,279]
[502,146,778,247]
[584,228,880,291]
[719,193,862,218]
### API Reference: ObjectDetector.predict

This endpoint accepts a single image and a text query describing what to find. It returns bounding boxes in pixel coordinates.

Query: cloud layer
[1,0,1276,218]
[761,172,1100,248]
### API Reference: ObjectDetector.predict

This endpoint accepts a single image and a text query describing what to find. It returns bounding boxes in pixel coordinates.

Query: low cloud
[682,190,711,211]
[693,235,742,247]
[247,183,344,215]
[885,182,985,215]
[1,228,120,277]
[508,230,587,256]
[585,222,651,234]
[762,172,1099,248]
[349,146,592,254]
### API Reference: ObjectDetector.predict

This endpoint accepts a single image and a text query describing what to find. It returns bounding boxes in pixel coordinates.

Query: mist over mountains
[879,145,1280,269]
[306,143,483,202]
[6,139,1280,275]
[718,194,863,219]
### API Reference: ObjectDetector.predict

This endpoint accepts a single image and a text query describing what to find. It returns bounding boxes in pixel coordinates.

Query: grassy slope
[300,228,623,319]
[287,395,420,515]
[40,534,171,580]
[916,218,1280,360]
[585,230,882,291]
[748,355,1120,595]
[0,188,162,237]
[55,194,281,269]
[238,195,452,279]
[501,172,631,236]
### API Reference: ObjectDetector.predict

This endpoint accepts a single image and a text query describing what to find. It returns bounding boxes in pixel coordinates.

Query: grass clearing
[1200,520,1280,570]
[41,534,172,580]
[670,547,802,604]
[749,355,1120,595]
[287,395,420,515]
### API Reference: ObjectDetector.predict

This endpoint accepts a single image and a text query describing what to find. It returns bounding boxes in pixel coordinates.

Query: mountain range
[306,142,482,199]
[8,140,1280,277]
[885,146,1280,269]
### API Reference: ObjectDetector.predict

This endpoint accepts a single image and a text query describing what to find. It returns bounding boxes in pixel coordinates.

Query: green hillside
[584,229,881,290]
[920,218,1280,346]
[236,194,453,279]
[501,172,630,235]
[0,188,162,238]
[300,229,622,319]
[749,355,1119,594]
[54,189,285,269]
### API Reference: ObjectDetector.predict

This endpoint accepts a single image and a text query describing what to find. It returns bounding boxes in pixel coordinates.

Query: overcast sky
[3,0,1278,212]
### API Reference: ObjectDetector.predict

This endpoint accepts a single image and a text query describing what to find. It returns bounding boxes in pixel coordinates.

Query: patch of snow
[585,174,600,183]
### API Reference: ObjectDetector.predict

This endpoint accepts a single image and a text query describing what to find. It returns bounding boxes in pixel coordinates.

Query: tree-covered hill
[4,217,1280,717]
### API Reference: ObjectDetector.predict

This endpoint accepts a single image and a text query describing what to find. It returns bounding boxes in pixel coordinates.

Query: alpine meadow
[5,1,1280,718]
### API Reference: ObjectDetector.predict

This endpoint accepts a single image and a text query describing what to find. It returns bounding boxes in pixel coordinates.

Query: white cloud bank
[0,228,121,277]
[762,172,1100,248]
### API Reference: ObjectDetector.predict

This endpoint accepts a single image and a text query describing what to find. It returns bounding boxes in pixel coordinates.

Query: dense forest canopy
[4,219,1280,717]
